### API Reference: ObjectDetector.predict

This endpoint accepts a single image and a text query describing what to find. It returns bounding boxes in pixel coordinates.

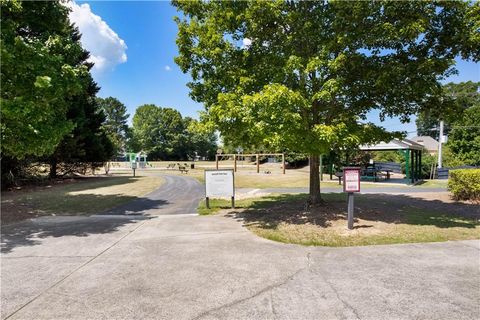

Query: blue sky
[75,1,479,137]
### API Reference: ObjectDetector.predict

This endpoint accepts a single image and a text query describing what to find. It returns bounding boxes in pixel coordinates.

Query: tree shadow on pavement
[1,194,168,254]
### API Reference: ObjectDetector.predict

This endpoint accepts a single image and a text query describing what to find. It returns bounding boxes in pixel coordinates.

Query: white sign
[343,167,360,193]
[205,169,234,198]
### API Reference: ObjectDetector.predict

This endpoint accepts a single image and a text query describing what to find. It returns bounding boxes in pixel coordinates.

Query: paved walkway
[1,175,479,319]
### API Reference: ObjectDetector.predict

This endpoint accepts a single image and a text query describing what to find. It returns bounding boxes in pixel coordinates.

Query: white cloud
[165,65,172,71]
[242,38,252,48]
[67,2,127,73]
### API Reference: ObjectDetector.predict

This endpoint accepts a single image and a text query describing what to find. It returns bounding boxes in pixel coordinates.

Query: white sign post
[343,167,361,230]
[204,169,235,209]
[131,161,137,177]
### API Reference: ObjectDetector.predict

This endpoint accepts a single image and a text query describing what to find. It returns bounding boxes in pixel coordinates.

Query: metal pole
[231,196,235,209]
[206,197,210,209]
[133,168,136,177]
[216,155,219,170]
[234,154,237,172]
[282,153,285,174]
[438,120,444,169]
[256,154,259,173]
[347,193,354,230]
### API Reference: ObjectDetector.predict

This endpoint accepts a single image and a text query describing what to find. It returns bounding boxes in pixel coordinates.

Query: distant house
[411,136,439,155]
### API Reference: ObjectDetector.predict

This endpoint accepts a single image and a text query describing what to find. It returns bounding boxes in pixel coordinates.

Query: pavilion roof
[359,139,424,151]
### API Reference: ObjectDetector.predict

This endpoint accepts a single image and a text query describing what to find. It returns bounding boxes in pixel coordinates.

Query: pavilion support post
[256,154,259,173]
[234,154,237,172]
[410,150,414,184]
[419,151,422,181]
[412,151,415,182]
[417,151,420,181]
[414,151,418,182]
[282,153,285,174]
[404,150,410,180]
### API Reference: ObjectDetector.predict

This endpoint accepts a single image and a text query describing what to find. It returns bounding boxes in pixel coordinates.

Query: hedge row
[448,169,480,201]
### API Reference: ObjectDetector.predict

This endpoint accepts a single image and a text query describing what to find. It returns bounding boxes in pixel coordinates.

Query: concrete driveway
[1,175,479,319]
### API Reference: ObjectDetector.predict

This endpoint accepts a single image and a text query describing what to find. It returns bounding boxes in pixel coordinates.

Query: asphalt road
[1,174,479,320]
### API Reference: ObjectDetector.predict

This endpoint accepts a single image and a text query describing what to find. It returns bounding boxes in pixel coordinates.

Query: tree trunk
[49,159,57,179]
[309,154,322,205]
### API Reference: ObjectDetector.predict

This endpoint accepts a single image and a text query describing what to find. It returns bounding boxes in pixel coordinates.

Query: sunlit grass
[199,193,479,246]
[1,175,163,216]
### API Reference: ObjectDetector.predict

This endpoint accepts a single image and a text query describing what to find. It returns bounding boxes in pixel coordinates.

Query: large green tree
[132,104,217,160]
[132,105,185,160]
[174,1,479,204]
[97,97,130,156]
[416,81,480,139]
[1,0,87,160]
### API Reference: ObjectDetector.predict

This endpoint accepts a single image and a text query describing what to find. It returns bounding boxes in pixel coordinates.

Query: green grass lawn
[1,175,163,222]
[416,179,449,188]
[199,193,479,247]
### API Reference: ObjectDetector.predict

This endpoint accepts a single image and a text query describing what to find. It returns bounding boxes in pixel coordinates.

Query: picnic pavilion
[359,139,424,184]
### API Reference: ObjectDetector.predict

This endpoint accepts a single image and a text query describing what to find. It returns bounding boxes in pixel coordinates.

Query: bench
[166,163,176,170]
[178,166,189,174]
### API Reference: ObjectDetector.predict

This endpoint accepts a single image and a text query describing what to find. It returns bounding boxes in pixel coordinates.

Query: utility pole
[437,120,444,169]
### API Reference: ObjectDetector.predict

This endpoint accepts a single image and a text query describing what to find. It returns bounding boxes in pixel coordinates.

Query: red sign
[343,167,360,193]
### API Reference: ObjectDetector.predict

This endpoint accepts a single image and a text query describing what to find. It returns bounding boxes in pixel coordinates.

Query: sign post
[131,161,137,177]
[205,169,235,209]
[343,167,361,230]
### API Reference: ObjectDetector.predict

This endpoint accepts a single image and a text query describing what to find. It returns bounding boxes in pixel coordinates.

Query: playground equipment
[215,153,286,174]
[125,151,148,169]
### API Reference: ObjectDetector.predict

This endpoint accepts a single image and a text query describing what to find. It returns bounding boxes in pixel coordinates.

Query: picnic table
[362,167,392,182]
[178,164,189,174]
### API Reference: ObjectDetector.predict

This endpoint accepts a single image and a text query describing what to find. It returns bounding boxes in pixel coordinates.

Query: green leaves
[97,97,130,155]
[448,105,480,166]
[0,0,87,159]
[173,1,477,199]
[132,105,217,160]
[34,76,52,88]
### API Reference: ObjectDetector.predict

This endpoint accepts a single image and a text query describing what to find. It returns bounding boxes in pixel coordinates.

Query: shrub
[448,169,480,201]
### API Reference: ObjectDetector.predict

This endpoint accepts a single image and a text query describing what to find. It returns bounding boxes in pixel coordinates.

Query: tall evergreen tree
[97,97,130,156]
[48,26,113,177]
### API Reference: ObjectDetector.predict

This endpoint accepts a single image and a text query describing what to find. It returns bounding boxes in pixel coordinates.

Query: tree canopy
[174,0,479,203]
[448,105,480,166]
[1,1,114,183]
[97,97,130,155]
[132,104,216,160]
[416,81,480,139]
[1,0,88,159]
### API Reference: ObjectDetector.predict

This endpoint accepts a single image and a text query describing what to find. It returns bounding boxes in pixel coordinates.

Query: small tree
[174,1,479,204]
